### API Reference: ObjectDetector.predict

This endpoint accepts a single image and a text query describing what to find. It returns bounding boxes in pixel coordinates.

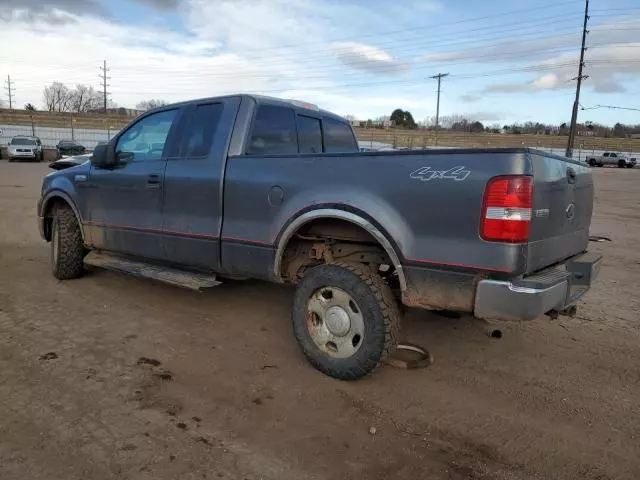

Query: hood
[48,154,91,171]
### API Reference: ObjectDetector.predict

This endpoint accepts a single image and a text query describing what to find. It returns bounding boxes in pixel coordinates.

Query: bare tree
[70,84,102,113]
[43,82,73,112]
[136,99,168,111]
[437,113,472,130]
[43,82,107,112]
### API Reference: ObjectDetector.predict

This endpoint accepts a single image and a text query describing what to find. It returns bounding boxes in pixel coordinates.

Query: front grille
[16,149,32,153]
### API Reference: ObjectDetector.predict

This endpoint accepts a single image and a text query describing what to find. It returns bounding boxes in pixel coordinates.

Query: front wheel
[627,164,635,169]
[618,160,626,168]
[292,262,400,380]
[51,204,86,280]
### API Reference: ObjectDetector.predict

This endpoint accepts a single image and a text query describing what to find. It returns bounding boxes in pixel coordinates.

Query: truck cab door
[84,108,182,260]
[162,97,241,270]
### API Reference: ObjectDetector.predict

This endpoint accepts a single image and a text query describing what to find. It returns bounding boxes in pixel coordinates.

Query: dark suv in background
[56,140,86,158]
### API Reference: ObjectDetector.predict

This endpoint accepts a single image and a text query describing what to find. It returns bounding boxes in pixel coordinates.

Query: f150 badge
[410,166,471,182]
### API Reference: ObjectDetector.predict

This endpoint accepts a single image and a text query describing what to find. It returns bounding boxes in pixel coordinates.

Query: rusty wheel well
[279,218,399,288]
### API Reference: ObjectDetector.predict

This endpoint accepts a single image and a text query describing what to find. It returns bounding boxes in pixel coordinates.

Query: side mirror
[90,143,115,168]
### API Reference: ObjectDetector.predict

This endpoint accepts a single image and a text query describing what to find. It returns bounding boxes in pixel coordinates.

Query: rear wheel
[51,204,86,280]
[588,159,596,167]
[292,262,400,380]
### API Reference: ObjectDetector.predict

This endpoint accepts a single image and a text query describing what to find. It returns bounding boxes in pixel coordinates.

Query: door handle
[147,174,161,188]
[566,167,577,184]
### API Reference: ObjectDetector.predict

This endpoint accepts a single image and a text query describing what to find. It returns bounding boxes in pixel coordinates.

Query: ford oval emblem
[566,203,576,220]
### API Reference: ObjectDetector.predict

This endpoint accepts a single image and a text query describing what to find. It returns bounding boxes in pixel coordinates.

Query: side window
[297,115,322,154]
[610,153,617,158]
[323,116,358,153]
[247,105,298,155]
[179,103,224,157]
[116,109,178,162]
[603,153,610,157]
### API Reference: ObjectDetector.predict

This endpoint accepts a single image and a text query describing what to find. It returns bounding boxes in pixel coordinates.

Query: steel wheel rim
[306,286,365,358]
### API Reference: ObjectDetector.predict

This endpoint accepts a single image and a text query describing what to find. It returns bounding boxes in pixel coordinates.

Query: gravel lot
[0,162,638,480]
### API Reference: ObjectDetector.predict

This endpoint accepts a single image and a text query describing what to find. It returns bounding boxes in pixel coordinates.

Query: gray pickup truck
[38,94,601,380]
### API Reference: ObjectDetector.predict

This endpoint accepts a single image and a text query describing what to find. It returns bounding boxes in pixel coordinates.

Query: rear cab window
[247,105,298,155]
[246,102,358,155]
[323,116,358,153]
[297,115,323,154]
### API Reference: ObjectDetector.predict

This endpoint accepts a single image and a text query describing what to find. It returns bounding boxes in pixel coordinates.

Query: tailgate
[526,152,593,273]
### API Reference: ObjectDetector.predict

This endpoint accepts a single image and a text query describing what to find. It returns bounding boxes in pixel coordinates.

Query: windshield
[10,138,36,146]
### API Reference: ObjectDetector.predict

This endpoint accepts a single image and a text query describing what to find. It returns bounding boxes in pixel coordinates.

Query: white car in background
[586,151,636,168]
[8,135,44,162]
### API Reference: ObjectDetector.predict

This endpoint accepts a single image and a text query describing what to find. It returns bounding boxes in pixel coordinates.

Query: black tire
[8,157,14,163]
[292,262,400,380]
[627,164,635,169]
[588,159,596,167]
[618,160,626,168]
[51,204,86,280]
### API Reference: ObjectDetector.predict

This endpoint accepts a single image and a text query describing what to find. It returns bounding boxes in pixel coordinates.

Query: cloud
[468,111,502,122]
[592,79,626,94]
[460,93,480,102]
[0,7,79,25]
[0,0,106,22]
[0,0,445,120]
[424,16,640,96]
[331,42,408,75]
[134,0,182,9]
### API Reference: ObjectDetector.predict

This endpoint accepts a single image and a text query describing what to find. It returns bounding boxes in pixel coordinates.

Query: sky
[0,0,639,126]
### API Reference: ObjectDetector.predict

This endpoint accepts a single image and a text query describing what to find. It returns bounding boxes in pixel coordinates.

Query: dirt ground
[0,161,638,480]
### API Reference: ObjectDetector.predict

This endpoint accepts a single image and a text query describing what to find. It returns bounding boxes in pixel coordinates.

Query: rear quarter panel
[221,149,533,279]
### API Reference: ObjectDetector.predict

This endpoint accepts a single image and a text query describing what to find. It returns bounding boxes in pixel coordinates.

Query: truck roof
[153,94,348,123]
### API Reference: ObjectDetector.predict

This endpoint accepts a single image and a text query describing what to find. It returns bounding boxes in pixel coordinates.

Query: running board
[84,251,221,291]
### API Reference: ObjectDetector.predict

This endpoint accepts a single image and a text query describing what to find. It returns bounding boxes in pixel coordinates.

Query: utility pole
[429,73,449,147]
[99,60,110,113]
[566,0,590,158]
[4,75,14,109]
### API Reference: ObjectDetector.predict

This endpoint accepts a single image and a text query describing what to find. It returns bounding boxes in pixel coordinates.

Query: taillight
[481,176,533,243]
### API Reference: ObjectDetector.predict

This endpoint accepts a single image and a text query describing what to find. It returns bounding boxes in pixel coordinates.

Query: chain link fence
[0,124,122,150]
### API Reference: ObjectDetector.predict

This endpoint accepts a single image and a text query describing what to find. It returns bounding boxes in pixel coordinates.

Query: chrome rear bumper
[474,252,602,322]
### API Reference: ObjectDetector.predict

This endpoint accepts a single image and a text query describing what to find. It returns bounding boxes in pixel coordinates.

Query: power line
[581,104,640,112]
[99,60,110,113]
[566,0,590,158]
[184,0,583,55]
[4,75,14,109]
[429,73,449,147]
